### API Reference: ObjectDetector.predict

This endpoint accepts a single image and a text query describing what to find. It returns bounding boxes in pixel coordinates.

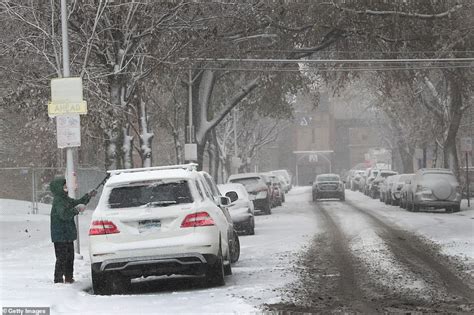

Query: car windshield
[422,173,457,183]
[398,174,412,182]
[230,177,261,188]
[108,180,193,208]
[317,176,339,182]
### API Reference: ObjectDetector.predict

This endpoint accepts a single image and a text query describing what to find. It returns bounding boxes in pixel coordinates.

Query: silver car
[406,168,461,212]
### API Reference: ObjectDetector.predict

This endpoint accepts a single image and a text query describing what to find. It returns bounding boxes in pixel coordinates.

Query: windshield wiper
[145,201,177,207]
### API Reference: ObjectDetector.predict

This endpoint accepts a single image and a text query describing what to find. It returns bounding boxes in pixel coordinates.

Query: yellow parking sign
[48,100,87,116]
[48,77,87,116]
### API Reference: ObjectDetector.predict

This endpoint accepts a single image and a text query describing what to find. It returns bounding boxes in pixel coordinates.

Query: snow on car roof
[228,173,262,180]
[418,168,453,174]
[106,168,194,186]
[218,183,246,194]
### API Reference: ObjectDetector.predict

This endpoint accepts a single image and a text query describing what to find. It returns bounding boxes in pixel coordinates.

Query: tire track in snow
[345,200,474,301]
[326,199,474,312]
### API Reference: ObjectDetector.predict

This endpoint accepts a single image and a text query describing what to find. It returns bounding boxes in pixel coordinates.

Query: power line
[173,64,474,73]
[184,57,474,63]
[244,49,474,54]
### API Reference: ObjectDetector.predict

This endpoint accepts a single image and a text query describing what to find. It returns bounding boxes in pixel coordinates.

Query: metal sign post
[467,152,470,207]
[461,137,472,207]
[50,0,87,255]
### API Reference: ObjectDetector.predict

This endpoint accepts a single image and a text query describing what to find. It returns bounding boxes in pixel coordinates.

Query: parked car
[276,175,288,202]
[312,174,345,201]
[369,170,398,199]
[199,171,240,264]
[89,164,236,295]
[380,174,399,204]
[399,174,415,209]
[263,173,284,206]
[259,173,278,208]
[218,183,255,235]
[271,169,292,192]
[364,168,380,195]
[358,170,369,193]
[228,173,272,215]
[388,174,414,206]
[351,170,366,191]
[406,168,462,212]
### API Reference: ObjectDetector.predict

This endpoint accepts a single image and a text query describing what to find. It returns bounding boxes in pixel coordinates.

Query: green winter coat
[50,177,91,243]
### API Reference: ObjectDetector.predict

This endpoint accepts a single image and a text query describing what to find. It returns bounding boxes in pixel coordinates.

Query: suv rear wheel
[93,269,130,295]
[205,250,225,287]
[91,268,106,295]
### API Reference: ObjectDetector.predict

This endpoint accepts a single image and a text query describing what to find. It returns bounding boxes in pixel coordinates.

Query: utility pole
[60,0,80,255]
[184,68,198,163]
[188,68,193,143]
[233,108,238,159]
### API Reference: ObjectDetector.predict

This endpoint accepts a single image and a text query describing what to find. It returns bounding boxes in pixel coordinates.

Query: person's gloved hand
[88,190,98,198]
[76,204,86,213]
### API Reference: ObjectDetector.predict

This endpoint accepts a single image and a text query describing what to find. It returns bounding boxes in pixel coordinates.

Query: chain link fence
[0,167,106,213]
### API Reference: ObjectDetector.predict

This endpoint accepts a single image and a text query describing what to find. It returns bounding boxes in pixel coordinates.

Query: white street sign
[56,115,81,148]
[231,156,242,168]
[308,154,318,163]
[415,148,424,159]
[461,137,472,152]
[184,143,198,161]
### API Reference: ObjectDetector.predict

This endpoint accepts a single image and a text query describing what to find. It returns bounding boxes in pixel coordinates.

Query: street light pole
[188,68,193,143]
[61,0,80,254]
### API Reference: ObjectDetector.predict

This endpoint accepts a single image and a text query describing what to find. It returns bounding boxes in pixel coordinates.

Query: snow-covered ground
[345,190,474,262]
[0,187,318,314]
[1,188,472,314]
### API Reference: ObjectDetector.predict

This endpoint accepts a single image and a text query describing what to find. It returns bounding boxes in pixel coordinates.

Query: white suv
[89,164,234,295]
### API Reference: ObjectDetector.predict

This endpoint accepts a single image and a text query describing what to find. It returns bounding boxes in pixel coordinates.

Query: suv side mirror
[218,196,231,207]
[225,191,238,203]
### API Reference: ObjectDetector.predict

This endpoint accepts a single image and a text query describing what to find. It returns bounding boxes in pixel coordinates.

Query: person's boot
[64,277,75,284]
[54,277,64,283]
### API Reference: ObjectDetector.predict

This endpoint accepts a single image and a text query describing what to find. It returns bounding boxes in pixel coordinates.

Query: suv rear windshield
[108,180,193,209]
[317,176,339,182]
[421,173,457,183]
[230,177,261,188]
[380,172,396,178]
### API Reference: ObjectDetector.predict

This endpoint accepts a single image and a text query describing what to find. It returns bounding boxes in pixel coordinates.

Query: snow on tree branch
[333,3,463,19]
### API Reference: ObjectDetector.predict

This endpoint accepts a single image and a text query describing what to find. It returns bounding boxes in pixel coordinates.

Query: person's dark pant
[54,242,74,283]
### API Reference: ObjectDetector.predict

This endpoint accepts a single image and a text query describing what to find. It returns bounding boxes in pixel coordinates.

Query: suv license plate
[138,220,161,232]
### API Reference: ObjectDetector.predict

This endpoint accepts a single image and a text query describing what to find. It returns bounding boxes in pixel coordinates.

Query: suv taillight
[181,212,215,228]
[89,220,120,235]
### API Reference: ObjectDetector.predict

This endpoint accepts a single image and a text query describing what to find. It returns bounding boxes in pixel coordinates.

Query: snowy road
[269,189,474,314]
[0,188,318,314]
[1,188,473,314]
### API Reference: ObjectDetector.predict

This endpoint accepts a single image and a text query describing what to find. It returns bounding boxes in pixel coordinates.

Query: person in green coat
[50,177,96,283]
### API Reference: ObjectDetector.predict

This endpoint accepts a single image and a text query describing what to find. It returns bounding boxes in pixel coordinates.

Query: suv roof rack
[107,163,199,175]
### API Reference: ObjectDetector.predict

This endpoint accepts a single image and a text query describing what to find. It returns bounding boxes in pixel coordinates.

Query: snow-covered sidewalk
[0,187,318,314]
